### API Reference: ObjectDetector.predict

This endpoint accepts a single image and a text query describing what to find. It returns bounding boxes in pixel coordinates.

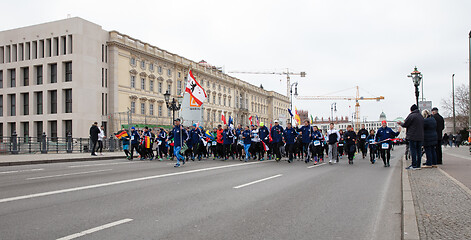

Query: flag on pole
[228,116,234,129]
[249,116,253,125]
[310,115,314,124]
[261,141,270,151]
[269,123,273,142]
[115,131,128,139]
[295,107,301,125]
[221,112,227,124]
[185,70,207,106]
[204,130,214,140]
[256,115,260,126]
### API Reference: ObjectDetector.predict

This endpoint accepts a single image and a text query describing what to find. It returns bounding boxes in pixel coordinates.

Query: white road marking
[443,152,470,160]
[56,218,133,240]
[233,174,283,189]
[68,162,137,168]
[26,169,113,180]
[307,163,327,169]
[0,168,44,174]
[0,160,273,204]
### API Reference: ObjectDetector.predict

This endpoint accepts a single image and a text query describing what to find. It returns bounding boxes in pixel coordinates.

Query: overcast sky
[2,0,470,121]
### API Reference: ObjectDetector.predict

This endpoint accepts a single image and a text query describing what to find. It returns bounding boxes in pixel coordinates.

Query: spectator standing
[399,104,424,170]
[89,122,100,156]
[422,110,438,168]
[97,125,105,155]
[431,107,444,164]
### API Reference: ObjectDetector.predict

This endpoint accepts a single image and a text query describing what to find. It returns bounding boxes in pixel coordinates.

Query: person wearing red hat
[375,120,401,167]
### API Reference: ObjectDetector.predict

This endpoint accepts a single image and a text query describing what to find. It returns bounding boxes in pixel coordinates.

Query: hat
[274,120,279,123]
[410,104,418,111]
[199,126,203,129]
[193,123,197,127]
[431,107,438,111]
[260,122,264,127]
[381,120,387,124]
[175,118,181,122]
[131,127,135,130]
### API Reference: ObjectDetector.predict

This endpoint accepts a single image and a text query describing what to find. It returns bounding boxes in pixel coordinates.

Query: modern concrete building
[0,17,289,138]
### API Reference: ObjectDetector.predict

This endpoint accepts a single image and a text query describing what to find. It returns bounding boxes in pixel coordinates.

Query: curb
[0,155,122,167]
[402,155,420,240]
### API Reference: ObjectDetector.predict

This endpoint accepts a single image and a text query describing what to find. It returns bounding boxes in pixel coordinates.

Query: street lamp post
[468,31,471,135]
[330,102,337,122]
[407,67,423,106]
[290,82,298,124]
[452,74,456,134]
[163,90,181,123]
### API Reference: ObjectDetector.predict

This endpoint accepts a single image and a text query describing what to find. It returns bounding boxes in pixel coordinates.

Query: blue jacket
[283,127,297,144]
[271,125,284,143]
[223,129,234,145]
[235,128,243,138]
[170,126,188,147]
[242,130,252,144]
[158,129,167,141]
[259,126,270,142]
[311,130,322,141]
[375,127,399,142]
[189,128,202,147]
[130,130,140,145]
[297,125,313,143]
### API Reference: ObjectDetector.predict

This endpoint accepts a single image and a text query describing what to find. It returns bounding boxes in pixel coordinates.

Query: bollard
[109,135,115,152]
[66,132,73,153]
[41,132,48,154]
[11,132,19,154]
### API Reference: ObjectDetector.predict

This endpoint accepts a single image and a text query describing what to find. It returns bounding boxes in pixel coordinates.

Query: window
[35,65,42,85]
[35,121,43,139]
[228,99,231,107]
[0,95,3,117]
[131,101,135,114]
[218,96,221,105]
[50,90,57,114]
[64,62,72,82]
[150,80,154,92]
[21,122,29,138]
[7,94,15,116]
[141,103,145,115]
[167,108,171,117]
[101,68,104,87]
[140,60,145,69]
[9,69,16,87]
[213,112,216,122]
[177,80,182,95]
[130,57,136,65]
[150,104,154,115]
[167,84,171,94]
[207,81,210,88]
[167,69,171,76]
[223,97,226,106]
[207,111,210,121]
[0,70,2,88]
[101,44,105,62]
[105,69,108,88]
[178,72,181,78]
[213,95,216,104]
[141,78,145,90]
[158,66,162,74]
[35,92,43,115]
[64,120,72,137]
[50,64,57,83]
[49,121,57,141]
[158,105,162,117]
[149,63,154,71]
[65,89,72,113]
[223,86,226,92]
[213,83,215,89]
[158,82,162,93]
[22,93,28,115]
[22,67,29,86]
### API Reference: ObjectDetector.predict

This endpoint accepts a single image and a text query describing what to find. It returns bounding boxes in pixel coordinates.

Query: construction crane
[295,86,384,131]
[228,69,306,113]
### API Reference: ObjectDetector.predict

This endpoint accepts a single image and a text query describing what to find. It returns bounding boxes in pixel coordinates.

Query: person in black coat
[89,122,100,156]
[344,125,357,164]
[398,104,424,169]
[422,110,437,167]
[431,107,445,164]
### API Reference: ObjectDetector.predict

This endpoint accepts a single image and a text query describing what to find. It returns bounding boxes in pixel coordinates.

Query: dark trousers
[130,143,141,160]
[380,148,391,165]
[409,140,423,168]
[223,144,231,159]
[216,143,224,158]
[358,141,367,157]
[272,142,282,159]
[158,144,168,158]
[90,140,98,155]
[302,142,310,159]
[424,145,437,166]
[436,140,443,164]
[97,140,103,153]
[285,143,294,160]
[347,144,356,161]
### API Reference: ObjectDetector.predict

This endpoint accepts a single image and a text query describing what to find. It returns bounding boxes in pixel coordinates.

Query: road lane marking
[0,160,274,204]
[233,174,283,189]
[26,169,113,180]
[68,162,137,168]
[56,218,133,240]
[0,168,44,174]
[307,163,327,169]
[443,152,470,160]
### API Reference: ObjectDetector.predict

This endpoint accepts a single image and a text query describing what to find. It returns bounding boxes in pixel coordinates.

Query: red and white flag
[185,70,207,106]
[249,116,253,125]
[221,112,227,125]
[261,141,269,151]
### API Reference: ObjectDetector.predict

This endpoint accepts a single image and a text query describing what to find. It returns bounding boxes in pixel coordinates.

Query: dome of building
[379,112,387,121]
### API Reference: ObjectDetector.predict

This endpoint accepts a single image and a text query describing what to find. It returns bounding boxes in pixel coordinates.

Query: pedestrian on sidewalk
[89,122,100,156]
[398,104,424,170]
[431,107,444,164]
[97,125,106,155]
[422,109,438,168]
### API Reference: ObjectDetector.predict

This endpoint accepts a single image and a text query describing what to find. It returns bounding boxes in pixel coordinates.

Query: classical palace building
[0,17,289,138]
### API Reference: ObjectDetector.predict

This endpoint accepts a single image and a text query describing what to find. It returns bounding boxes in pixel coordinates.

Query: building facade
[0,17,289,138]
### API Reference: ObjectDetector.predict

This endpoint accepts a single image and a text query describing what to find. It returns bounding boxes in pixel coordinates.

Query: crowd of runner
[117,118,402,168]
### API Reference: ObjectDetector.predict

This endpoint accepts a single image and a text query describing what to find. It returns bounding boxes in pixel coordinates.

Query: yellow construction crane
[295,86,384,130]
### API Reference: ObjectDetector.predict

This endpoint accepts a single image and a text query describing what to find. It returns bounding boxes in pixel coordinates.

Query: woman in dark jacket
[422,110,437,167]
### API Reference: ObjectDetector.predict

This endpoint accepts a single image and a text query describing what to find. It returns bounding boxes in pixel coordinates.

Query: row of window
[0,120,73,140]
[0,62,72,88]
[0,90,72,117]
[129,75,185,96]
[0,35,73,63]
[129,101,171,118]
[130,58,180,78]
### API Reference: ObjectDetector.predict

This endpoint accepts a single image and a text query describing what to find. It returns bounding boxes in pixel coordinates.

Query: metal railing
[0,132,121,155]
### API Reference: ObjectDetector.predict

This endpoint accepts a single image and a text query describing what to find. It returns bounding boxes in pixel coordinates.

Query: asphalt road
[0,146,404,240]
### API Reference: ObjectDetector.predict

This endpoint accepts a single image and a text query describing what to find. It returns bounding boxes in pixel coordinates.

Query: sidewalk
[0,151,125,166]
[406,147,471,240]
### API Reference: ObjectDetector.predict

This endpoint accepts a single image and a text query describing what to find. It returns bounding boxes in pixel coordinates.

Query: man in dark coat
[398,104,424,169]
[431,107,445,164]
[89,122,100,156]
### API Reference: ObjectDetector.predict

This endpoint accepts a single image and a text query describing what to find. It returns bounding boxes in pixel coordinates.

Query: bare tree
[441,83,469,130]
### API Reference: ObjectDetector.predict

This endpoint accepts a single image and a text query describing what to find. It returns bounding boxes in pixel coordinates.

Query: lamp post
[407,67,423,106]
[290,82,298,124]
[452,74,456,134]
[330,102,337,122]
[468,31,471,136]
[163,90,181,123]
